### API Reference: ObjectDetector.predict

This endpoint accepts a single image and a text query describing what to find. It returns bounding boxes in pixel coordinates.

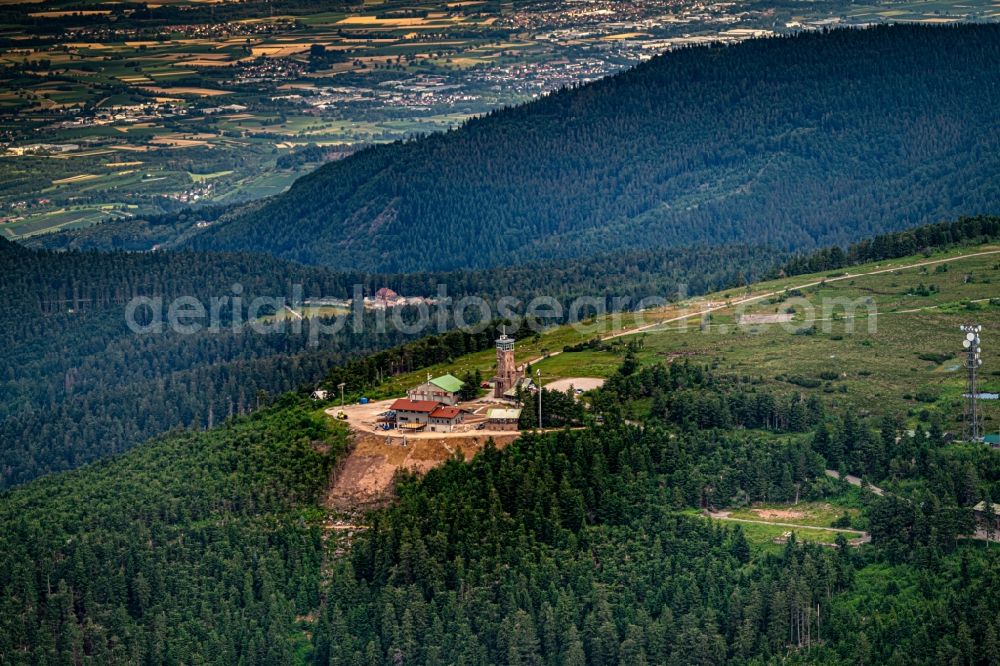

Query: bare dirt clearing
[323,401,521,511]
[325,430,518,511]
[752,508,806,520]
[543,377,605,393]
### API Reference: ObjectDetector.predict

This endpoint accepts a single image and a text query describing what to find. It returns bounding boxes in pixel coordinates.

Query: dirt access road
[519,247,1000,370]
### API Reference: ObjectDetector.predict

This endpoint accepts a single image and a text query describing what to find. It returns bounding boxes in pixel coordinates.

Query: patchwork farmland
[4,0,997,239]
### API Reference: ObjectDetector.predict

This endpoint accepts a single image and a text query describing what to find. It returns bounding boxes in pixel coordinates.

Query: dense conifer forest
[0,239,411,489]
[778,215,1000,277]
[188,24,1000,271]
[0,400,346,663]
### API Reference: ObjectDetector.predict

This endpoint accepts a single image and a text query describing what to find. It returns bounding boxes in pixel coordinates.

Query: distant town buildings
[201,104,249,115]
[375,287,399,307]
[363,287,437,309]
[302,288,437,312]
[6,143,78,155]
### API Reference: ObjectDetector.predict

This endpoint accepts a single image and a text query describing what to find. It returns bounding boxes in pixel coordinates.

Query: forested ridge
[0,237,774,489]
[189,24,1000,271]
[778,214,1000,277]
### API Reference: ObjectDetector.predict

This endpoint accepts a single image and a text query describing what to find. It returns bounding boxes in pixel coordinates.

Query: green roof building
[429,374,465,393]
[407,373,466,406]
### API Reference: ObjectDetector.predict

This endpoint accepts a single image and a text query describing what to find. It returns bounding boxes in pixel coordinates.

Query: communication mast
[961,324,984,441]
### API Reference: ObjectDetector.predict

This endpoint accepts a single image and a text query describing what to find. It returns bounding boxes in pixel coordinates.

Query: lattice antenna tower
[961,324,984,441]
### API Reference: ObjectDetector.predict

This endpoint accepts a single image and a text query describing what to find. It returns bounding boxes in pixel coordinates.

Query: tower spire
[494,325,521,397]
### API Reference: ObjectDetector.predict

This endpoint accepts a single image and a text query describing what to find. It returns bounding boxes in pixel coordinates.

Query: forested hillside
[778,214,1000,277]
[4,357,995,663]
[314,359,1000,665]
[0,237,771,489]
[5,221,993,489]
[0,240,411,489]
[188,24,1000,271]
[0,400,345,663]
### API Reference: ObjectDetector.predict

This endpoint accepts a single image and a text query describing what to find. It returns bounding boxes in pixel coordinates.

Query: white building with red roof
[390,398,465,432]
[428,405,464,432]
[390,398,439,427]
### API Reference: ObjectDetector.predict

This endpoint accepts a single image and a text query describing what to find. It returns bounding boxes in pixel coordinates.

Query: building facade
[493,329,525,398]
[487,407,522,431]
[428,406,463,432]
[390,399,440,426]
[407,374,465,406]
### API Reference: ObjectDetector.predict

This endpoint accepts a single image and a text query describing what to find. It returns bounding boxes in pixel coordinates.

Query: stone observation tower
[494,326,520,398]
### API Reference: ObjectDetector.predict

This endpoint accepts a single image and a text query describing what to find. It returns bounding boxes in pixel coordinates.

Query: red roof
[429,406,461,420]
[390,398,439,413]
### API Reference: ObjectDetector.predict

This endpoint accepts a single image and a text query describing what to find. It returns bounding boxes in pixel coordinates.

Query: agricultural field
[0,204,133,239]
[3,0,997,238]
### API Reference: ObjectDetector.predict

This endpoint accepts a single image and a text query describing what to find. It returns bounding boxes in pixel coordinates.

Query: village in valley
[4,0,995,243]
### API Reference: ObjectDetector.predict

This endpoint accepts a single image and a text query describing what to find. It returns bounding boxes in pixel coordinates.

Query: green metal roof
[429,374,465,393]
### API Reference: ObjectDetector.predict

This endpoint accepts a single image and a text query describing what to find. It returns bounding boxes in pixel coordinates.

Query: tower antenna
[961,324,984,441]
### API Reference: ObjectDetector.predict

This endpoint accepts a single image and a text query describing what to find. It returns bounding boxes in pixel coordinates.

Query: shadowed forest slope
[189,24,1000,271]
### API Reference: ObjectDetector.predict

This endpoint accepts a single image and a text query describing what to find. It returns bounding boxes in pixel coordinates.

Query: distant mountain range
[184,24,1000,272]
